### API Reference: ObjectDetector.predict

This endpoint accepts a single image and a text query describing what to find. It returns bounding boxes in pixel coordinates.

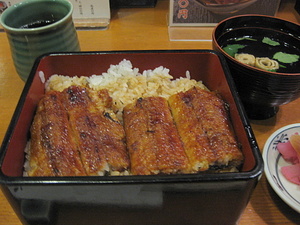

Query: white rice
[45,59,207,120]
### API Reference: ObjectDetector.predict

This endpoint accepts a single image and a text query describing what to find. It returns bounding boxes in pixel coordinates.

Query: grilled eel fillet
[168,90,216,172]
[175,86,243,167]
[29,89,86,176]
[124,88,243,175]
[28,86,129,176]
[123,97,190,175]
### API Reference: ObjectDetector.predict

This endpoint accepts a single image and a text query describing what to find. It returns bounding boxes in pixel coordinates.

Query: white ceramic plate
[263,123,300,213]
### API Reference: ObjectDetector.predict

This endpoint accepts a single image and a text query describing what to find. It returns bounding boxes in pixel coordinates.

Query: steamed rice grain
[46,59,207,120]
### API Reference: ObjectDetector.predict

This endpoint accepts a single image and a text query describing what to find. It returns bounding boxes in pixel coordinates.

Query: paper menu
[71,0,110,28]
[168,0,281,41]
[169,0,281,26]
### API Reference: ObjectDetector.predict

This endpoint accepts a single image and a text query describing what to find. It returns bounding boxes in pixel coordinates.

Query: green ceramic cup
[0,0,80,81]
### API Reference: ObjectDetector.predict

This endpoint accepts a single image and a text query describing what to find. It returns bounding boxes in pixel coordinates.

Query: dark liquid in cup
[19,19,57,29]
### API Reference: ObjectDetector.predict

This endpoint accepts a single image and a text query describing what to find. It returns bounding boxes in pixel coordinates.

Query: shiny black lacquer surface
[0,50,263,225]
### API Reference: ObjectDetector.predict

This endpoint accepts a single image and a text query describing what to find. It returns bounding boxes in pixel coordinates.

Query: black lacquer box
[0,50,263,225]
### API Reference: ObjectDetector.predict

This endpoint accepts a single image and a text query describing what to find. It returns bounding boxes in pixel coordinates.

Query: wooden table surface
[0,0,300,224]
